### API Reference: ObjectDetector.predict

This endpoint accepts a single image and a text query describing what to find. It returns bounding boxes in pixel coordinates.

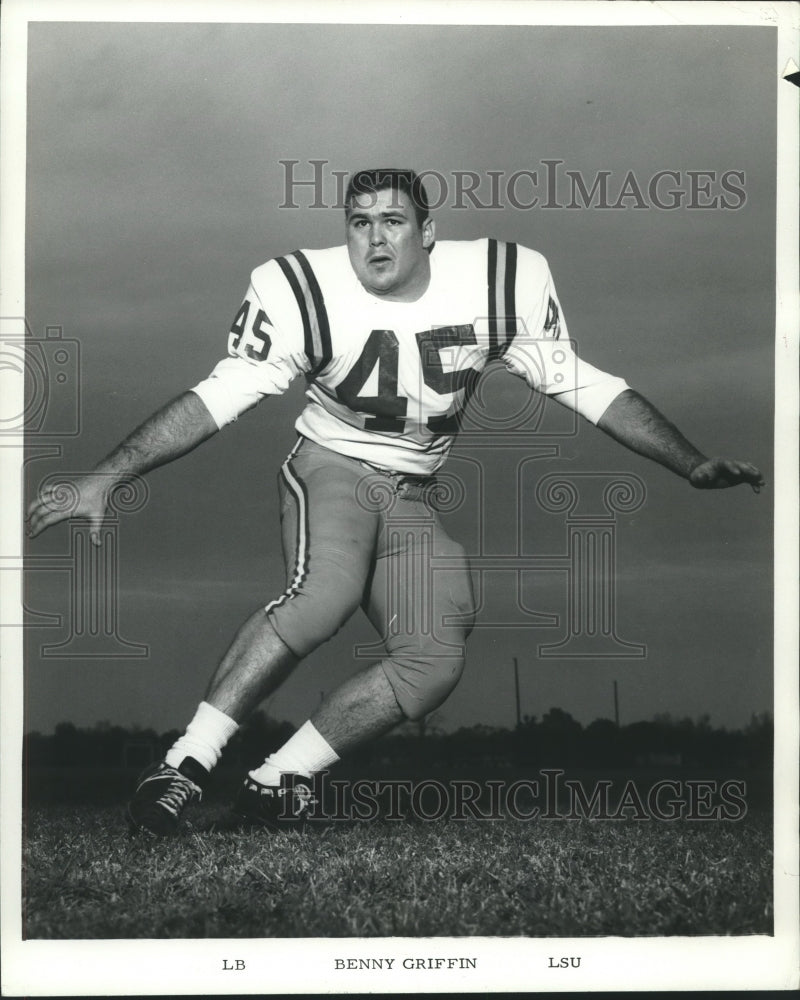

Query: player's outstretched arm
[26,390,219,543]
[596,388,765,492]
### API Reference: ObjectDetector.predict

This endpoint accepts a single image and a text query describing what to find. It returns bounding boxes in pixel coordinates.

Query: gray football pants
[265,437,475,721]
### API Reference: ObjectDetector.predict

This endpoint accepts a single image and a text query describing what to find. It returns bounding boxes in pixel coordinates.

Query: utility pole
[614,680,620,727]
[513,657,522,728]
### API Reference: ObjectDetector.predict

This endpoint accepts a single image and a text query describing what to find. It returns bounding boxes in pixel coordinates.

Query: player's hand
[26,473,114,545]
[689,457,765,493]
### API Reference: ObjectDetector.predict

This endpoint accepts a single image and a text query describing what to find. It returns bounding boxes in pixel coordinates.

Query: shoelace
[152,770,202,817]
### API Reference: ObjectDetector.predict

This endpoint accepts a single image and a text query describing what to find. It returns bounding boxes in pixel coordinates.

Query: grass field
[22,779,772,939]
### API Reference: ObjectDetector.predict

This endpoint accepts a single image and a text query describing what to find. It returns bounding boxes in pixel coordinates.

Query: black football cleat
[233,773,316,831]
[127,758,206,836]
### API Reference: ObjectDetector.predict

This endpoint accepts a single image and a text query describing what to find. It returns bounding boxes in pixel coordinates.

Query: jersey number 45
[335,326,481,435]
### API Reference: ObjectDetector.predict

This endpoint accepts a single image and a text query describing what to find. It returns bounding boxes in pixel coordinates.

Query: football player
[26,168,764,835]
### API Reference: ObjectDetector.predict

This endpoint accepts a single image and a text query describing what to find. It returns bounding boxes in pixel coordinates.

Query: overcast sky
[22,20,775,736]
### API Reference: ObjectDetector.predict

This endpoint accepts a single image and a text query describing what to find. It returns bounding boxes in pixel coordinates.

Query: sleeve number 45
[229,300,272,362]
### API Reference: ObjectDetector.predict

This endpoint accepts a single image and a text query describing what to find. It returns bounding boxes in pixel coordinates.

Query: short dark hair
[344,168,430,227]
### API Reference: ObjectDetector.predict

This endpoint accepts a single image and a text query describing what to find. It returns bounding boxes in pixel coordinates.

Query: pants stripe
[264,443,310,616]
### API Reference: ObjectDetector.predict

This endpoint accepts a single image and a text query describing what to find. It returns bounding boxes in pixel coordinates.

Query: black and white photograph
[2,0,798,994]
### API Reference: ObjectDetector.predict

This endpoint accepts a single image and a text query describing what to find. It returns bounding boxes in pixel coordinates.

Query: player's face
[346,188,435,302]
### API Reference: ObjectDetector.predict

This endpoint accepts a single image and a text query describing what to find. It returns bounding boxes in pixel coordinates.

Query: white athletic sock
[248,721,340,786]
[165,701,239,773]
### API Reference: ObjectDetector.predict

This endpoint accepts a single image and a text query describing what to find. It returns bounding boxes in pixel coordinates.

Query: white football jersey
[192,239,628,475]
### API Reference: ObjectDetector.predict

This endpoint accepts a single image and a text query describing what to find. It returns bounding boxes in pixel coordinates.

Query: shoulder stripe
[294,251,332,372]
[276,255,314,358]
[504,242,517,344]
[487,239,518,357]
[487,238,498,356]
[275,253,332,373]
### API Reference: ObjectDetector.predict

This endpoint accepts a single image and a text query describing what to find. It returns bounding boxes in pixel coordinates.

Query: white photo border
[2,0,797,994]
